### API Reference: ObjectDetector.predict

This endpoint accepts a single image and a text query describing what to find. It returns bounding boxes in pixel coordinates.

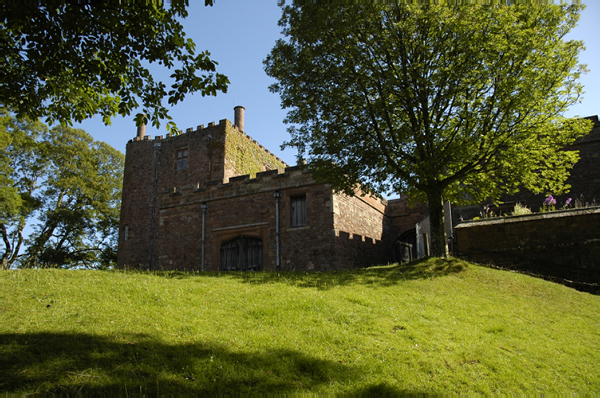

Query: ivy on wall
[224,126,287,178]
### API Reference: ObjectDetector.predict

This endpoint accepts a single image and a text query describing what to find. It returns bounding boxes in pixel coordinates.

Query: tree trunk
[426,188,448,258]
[22,190,66,267]
[1,217,26,269]
[1,224,11,270]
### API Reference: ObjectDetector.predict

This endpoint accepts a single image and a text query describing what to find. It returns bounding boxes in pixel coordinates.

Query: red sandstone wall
[154,121,227,190]
[153,167,342,271]
[385,197,427,240]
[333,193,386,238]
[117,140,157,268]
[117,122,228,269]
[119,143,430,271]
[279,183,340,271]
[118,119,286,269]
[332,193,392,267]
[144,165,408,271]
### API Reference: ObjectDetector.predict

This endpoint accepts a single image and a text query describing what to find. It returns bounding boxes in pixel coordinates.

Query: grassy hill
[1,258,599,395]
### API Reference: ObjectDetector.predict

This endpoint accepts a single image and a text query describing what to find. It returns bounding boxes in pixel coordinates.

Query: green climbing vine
[224,126,287,178]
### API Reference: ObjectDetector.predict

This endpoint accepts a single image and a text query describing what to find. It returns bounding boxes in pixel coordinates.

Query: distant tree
[1,110,124,269]
[1,111,47,268]
[265,4,592,257]
[2,1,228,133]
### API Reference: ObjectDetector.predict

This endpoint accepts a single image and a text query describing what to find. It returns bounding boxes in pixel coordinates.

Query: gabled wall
[332,192,392,268]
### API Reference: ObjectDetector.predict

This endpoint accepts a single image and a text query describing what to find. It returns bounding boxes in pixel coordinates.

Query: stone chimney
[234,106,245,132]
[136,117,146,139]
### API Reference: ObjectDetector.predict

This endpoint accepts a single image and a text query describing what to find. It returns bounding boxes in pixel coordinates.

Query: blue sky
[73,1,600,168]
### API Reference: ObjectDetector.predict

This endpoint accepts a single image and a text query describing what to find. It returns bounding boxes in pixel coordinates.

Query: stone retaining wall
[455,207,600,291]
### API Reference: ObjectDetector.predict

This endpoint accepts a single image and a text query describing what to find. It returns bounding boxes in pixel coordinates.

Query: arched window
[220,236,263,271]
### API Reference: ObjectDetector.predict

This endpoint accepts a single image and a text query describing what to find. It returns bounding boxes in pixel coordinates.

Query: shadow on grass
[138,257,468,290]
[0,332,419,395]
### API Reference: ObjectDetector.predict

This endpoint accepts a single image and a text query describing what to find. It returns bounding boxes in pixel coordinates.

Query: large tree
[265,4,592,257]
[2,1,228,133]
[1,110,124,269]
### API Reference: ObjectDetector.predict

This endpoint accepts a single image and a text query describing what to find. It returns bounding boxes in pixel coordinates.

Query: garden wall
[455,207,600,292]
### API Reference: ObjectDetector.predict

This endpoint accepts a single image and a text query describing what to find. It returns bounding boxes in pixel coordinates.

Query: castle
[117,107,423,271]
[117,108,599,272]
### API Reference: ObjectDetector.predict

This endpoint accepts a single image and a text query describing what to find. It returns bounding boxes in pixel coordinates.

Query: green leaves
[268,4,588,192]
[1,112,124,269]
[2,2,229,131]
[265,4,591,256]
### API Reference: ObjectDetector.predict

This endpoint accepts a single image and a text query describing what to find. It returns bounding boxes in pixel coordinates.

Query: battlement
[127,118,228,144]
[120,105,394,272]
[159,163,388,214]
[160,164,311,203]
[126,117,288,168]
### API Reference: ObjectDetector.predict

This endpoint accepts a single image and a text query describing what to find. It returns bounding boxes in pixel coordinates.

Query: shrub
[511,203,532,216]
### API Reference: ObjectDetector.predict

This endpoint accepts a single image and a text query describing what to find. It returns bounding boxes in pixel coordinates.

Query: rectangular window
[124,225,129,241]
[176,148,188,170]
[291,195,306,228]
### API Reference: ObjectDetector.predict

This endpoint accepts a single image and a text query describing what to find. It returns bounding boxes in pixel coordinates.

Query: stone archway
[395,229,417,264]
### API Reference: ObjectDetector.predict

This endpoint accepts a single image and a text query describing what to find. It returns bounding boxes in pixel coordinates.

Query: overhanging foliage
[2,1,228,133]
[265,4,592,256]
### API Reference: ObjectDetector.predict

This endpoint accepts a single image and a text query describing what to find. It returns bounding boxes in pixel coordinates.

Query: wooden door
[220,236,263,271]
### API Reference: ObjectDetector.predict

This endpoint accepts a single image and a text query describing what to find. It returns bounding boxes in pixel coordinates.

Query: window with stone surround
[291,195,306,228]
[175,148,188,170]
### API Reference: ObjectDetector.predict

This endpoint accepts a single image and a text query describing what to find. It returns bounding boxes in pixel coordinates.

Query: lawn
[1,258,598,394]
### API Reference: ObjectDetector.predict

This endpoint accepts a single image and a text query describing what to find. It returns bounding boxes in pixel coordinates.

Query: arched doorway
[220,235,263,271]
[395,229,417,264]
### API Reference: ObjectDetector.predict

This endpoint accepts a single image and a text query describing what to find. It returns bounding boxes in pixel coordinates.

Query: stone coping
[455,206,600,228]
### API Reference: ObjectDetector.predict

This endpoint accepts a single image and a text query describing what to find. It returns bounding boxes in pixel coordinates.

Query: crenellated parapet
[127,118,226,144]
[160,165,314,208]
[159,163,388,216]
[126,118,288,169]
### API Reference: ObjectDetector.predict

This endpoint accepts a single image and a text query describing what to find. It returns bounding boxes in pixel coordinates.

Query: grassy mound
[1,258,598,394]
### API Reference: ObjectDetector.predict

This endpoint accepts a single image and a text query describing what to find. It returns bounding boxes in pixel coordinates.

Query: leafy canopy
[265,6,585,202]
[265,4,592,256]
[266,4,591,203]
[1,110,124,269]
[2,1,228,133]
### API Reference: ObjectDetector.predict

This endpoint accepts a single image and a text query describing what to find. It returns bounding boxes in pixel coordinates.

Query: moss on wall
[224,126,287,178]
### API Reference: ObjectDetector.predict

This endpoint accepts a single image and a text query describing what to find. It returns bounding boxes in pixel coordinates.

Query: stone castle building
[117,107,599,272]
[117,107,423,271]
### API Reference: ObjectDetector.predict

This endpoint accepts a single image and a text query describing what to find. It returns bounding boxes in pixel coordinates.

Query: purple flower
[544,195,555,206]
[565,198,572,206]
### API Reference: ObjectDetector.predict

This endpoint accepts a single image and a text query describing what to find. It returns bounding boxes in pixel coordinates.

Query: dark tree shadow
[220,257,466,290]
[132,257,467,291]
[356,382,433,396]
[1,332,378,395]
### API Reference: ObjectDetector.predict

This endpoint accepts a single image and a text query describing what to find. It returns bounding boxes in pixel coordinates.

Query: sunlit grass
[1,258,598,394]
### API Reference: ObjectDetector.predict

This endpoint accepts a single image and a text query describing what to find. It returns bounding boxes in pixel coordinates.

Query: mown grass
[1,258,599,395]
